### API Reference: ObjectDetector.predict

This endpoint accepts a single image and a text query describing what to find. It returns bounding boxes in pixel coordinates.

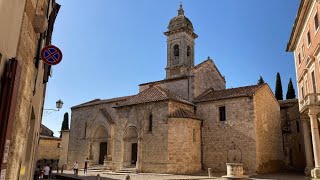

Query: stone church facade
[67,5,283,174]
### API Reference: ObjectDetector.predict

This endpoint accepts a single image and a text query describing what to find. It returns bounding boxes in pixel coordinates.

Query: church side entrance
[123,127,138,167]
[99,142,107,164]
[89,125,109,165]
[131,143,137,164]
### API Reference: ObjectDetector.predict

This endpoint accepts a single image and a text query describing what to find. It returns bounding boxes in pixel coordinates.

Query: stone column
[308,107,320,178]
[136,137,143,173]
[301,118,314,175]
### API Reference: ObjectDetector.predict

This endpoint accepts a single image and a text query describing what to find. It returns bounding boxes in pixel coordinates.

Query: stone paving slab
[53,170,307,180]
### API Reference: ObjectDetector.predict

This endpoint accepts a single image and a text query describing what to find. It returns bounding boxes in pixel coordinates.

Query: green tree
[60,112,69,137]
[275,72,283,100]
[286,78,296,99]
[257,75,265,85]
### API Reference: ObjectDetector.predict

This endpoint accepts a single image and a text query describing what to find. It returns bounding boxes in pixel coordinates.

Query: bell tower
[164,4,198,79]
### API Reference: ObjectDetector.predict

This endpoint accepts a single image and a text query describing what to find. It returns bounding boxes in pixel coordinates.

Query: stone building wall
[253,85,283,173]
[139,77,191,101]
[2,0,59,179]
[192,59,226,99]
[197,97,257,173]
[38,137,61,160]
[167,118,201,174]
[119,102,171,173]
[279,100,305,169]
[69,100,172,172]
[59,130,70,168]
[68,101,119,169]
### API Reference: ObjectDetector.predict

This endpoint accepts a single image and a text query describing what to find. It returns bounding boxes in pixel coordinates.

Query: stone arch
[122,126,139,168]
[88,122,110,165]
[173,44,179,56]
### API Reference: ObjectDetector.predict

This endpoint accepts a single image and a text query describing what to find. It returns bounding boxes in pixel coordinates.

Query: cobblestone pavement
[53,170,307,180]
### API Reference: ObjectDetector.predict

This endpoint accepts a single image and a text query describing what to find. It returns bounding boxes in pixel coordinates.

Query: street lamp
[43,99,63,115]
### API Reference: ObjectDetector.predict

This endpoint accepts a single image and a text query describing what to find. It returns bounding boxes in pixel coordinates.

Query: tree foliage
[286,78,296,99]
[275,72,283,100]
[60,112,69,137]
[257,76,265,85]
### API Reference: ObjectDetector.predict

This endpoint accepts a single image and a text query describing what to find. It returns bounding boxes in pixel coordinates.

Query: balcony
[299,93,320,112]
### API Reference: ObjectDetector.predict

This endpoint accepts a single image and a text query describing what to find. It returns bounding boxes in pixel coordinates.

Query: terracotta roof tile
[116,86,194,107]
[194,84,265,103]
[72,96,133,109]
[168,108,201,120]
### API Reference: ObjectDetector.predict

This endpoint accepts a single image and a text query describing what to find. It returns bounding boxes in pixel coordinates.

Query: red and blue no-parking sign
[41,45,63,65]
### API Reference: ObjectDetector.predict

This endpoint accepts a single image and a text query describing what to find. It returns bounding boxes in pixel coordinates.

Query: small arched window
[187,46,191,57]
[173,44,179,57]
[149,114,153,132]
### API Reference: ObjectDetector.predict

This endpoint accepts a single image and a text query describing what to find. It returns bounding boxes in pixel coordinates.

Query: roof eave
[287,0,311,52]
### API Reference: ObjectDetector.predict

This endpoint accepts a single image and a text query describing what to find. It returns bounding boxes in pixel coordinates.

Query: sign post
[40,45,63,65]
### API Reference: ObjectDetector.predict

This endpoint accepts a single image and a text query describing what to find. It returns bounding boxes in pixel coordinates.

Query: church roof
[116,86,194,107]
[168,108,201,120]
[194,84,265,103]
[72,95,133,109]
[139,75,190,86]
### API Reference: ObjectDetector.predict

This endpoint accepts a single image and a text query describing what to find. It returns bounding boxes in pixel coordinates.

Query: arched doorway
[123,126,138,167]
[91,126,108,165]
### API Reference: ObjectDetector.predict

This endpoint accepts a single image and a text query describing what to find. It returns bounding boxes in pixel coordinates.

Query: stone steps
[115,167,137,174]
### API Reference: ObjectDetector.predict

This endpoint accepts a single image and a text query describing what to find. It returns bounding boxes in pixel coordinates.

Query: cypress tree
[286,78,296,99]
[257,76,265,85]
[60,112,69,137]
[275,72,283,100]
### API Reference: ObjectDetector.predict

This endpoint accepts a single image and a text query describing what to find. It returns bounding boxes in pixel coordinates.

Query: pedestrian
[35,165,42,180]
[73,161,78,175]
[49,164,52,178]
[84,158,89,174]
[61,163,66,174]
[43,164,50,180]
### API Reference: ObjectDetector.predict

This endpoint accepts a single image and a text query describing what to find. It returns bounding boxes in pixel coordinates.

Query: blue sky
[43,0,300,136]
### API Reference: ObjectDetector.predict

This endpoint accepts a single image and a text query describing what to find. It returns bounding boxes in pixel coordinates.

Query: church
[67,4,283,174]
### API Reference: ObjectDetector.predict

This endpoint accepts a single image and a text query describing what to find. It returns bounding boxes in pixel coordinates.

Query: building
[279,99,305,170]
[37,125,61,170]
[0,0,60,179]
[66,5,283,175]
[286,0,320,178]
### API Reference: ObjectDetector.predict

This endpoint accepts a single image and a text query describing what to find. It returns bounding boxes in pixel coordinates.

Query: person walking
[73,162,79,175]
[84,158,89,174]
[43,164,50,180]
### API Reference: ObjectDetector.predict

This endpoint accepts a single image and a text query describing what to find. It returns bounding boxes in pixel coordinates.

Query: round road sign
[41,45,63,65]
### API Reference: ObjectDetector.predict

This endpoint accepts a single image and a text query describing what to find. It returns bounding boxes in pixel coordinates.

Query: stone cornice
[164,28,198,39]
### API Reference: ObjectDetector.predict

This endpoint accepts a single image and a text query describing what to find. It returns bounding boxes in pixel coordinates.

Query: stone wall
[279,100,305,169]
[253,85,283,173]
[167,118,201,174]
[197,97,257,173]
[117,102,169,173]
[38,137,61,160]
[4,0,54,179]
[59,130,70,168]
[68,101,119,169]
[69,100,172,173]
[139,77,191,101]
[193,59,226,99]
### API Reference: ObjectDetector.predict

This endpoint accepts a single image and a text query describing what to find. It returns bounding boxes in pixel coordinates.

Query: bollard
[125,175,131,180]
[96,174,101,180]
[208,168,212,177]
